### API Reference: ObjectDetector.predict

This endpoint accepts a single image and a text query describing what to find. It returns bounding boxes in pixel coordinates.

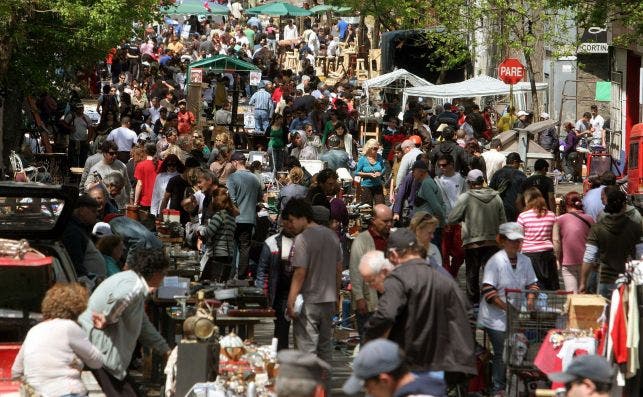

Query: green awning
[160,0,229,16]
[245,1,311,16]
[308,4,351,13]
[188,55,260,73]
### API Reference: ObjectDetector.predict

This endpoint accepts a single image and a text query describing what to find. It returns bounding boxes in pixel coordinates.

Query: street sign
[498,58,526,85]
[190,68,203,84]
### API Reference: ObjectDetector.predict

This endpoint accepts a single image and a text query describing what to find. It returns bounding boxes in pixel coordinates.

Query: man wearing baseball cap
[548,355,614,396]
[343,339,446,397]
[448,169,506,304]
[363,228,475,386]
[489,152,527,221]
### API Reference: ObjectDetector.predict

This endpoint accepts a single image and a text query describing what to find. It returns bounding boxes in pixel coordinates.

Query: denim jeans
[486,327,507,394]
[254,109,270,134]
[598,283,616,300]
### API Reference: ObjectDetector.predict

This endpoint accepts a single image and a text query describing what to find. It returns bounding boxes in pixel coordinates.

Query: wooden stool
[315,56,327,76]
[356,59,368,81]
[369,49,381,78]
[359,119,380,145]
[326,57,336,73]
[284,52,299,72]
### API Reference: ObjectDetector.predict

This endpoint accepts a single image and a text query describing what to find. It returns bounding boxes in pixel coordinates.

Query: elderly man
[249,81,273,134]
[85,140,131,209]
[364,228,475,388]
[349,204,393,338]
[358,250,394,294]
[62,195,106,281]
[395,139,423,190]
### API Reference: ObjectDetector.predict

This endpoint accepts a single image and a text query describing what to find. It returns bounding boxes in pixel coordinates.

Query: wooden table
[216,315,275,340]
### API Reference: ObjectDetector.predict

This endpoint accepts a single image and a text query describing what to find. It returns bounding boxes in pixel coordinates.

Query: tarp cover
[403,75,547,101]
[362,69,432,95]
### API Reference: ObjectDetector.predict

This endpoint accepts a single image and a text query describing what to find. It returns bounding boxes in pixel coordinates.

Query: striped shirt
[201,209,236,258]
[517,209,556,253]
[249,88,274,113]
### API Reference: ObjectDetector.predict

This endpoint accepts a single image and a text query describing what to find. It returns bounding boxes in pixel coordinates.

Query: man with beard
[349,204,393,338]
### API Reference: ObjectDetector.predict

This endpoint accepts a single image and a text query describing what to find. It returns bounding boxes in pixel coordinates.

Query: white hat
[540,112,550,119]
[436,123,449,132]
[92,222,112,237]
[466,169,485,183]
[516,110,529,117]
[498,222,524,240]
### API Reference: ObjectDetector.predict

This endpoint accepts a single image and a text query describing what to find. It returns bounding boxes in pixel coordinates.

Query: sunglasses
[106,151,118,156]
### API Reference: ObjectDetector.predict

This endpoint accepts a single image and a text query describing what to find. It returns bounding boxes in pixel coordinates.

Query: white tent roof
[403,75,547,101]
[362,69,432,95]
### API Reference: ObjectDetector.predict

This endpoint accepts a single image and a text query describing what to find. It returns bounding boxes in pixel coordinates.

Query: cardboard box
[566,294,606,330]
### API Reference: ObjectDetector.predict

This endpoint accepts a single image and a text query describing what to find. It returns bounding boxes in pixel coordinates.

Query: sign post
[498,58,526,110]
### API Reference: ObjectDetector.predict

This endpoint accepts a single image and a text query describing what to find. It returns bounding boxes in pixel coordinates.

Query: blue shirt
[249,88,273,113]
[338,20,348,39]
[227,169,263,224]
[289,117,311,132]
[356,154,386,187]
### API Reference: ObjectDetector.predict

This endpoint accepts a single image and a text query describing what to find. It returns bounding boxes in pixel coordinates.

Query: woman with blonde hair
[409,211,443,269]
[517,187,558,289]
[12,283,104,396]
[355,138,387,205]
[278,166,308,211]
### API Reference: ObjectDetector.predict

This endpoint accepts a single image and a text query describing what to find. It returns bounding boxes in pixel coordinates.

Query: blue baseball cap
[343,339,403,395]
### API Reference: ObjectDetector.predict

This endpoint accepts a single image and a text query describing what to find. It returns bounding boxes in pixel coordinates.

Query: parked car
[0,182,79,393]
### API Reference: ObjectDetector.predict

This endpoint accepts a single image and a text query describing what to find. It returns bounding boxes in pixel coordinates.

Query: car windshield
[0,196,64,232]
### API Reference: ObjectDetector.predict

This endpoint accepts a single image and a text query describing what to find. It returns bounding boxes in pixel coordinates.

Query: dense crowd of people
[8,9,640,397]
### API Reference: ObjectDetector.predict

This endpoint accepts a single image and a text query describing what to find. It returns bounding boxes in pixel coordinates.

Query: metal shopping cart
[504,289,571,397]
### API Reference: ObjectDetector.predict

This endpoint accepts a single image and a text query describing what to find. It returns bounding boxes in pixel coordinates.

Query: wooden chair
[356,59,369,81]
[368,49,382,78]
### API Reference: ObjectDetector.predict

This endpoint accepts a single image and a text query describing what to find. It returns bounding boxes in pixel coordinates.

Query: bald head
[371,204,393,237]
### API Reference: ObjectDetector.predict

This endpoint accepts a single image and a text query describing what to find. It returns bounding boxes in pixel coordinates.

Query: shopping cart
[504,289,571,397]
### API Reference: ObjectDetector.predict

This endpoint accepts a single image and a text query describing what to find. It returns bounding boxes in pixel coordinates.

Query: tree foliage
[0,0,158,94]
[567,0,642,46]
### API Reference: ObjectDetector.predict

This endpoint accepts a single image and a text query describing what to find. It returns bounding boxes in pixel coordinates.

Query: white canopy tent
[402,75,548,111]
[362,69,432,100]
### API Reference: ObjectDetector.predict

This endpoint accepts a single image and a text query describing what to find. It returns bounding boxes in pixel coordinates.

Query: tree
[0,0,158,167]
[563,0,643,46]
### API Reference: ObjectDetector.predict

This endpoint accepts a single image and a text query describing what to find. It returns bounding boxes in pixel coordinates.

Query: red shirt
[177,110,195,135]
[368,227,387,252]
[134,159,158,206]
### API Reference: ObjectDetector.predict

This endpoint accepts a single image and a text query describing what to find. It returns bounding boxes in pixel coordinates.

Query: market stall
[502,260,643,396]
[401,74,548,112]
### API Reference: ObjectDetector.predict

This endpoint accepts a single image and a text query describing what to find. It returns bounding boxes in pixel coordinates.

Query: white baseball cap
[498,222,524,240]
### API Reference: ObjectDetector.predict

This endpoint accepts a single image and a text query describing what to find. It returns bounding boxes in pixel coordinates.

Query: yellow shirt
[497,114,516,132]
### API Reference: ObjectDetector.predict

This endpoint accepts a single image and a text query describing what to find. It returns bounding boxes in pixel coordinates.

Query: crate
[566,294,606,330]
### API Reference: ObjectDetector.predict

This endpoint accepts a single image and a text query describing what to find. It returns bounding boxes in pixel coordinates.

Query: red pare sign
[498,58,526,85]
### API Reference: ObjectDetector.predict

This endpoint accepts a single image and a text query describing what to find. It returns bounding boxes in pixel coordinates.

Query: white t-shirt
[590,114,605,143]
[435,173,466,215]
[107,126,138,151]
[477,250,539,332]
[481,149,506,181]
[283,25,299,41]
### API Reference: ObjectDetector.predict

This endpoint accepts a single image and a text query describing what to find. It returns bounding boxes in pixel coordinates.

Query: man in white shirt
[148,97,162,124]
[481,138,506,181]
[589,104,605,149]
[434,153,466,278]
[107,116,138,163]
[283,20,299,42]
[64,103,95,167]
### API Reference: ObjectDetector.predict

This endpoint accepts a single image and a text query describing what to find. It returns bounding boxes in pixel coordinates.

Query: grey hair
[359,250,393,274]
[400,139,415,149]
[103,172,125,188]
[275,377,318,397]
